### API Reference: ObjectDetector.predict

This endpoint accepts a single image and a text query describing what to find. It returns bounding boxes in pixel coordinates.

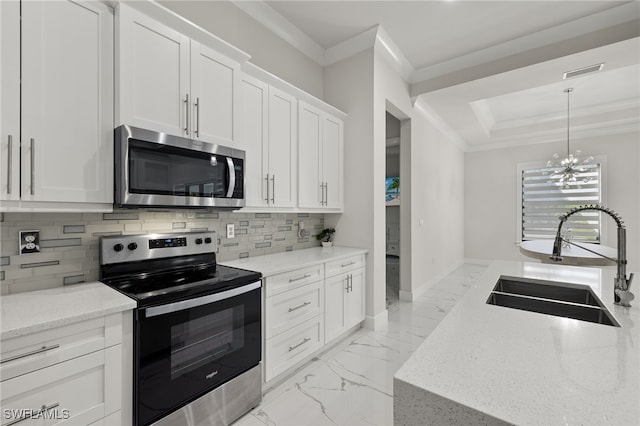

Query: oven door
[115,124,245,209]
[135,281,261,426]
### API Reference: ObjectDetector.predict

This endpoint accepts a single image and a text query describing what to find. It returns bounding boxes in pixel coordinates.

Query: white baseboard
[364,309,388,331]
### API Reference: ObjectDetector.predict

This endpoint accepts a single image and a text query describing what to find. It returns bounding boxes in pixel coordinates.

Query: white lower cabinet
[263,254,366,384]
[324,256,366,344]
[0,312,131,426]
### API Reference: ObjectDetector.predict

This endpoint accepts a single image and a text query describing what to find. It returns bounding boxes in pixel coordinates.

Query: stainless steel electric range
[99,231,262,426]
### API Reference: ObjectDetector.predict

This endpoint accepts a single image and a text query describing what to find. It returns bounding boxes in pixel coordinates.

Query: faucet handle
[627,273,634,290]
[615,288,635,307]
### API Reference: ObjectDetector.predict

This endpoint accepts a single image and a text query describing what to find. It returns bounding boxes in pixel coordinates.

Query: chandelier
[546,88,593,189]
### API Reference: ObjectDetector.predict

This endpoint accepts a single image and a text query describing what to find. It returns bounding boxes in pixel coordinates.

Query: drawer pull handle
[289,274,311,283]
[341,261,357,267]
[288,337,311,352]
[288,301,311,312]
[4,402,60,426]
[1,344,60,364]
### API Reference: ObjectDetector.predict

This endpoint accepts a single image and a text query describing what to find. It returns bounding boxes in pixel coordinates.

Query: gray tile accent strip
[297,238,310,243]
[0,257,9,266]
[223,242,240,247]
[103,212,139,220]
[264,234,272,240]
[255,242,271,249]
[64,274,86,285]
[251,224,265,229]
[277,226,292,231]
[239,252,249,259]
[0,213,5,222]
[63,225,85,234]
[21,260,60,269]
[190,227,209,232]
[286,219,293,225]
[172,222,186,229]
[297,213,309,218]
[92,231,123,236]
[40,238,82,248]
[196,213,219,219]
[239,221,249,227]
[255,213,271,218]
[235,229,248,235]
[0,271,4,280]
[274,236,286,242]
[285,246,293,252]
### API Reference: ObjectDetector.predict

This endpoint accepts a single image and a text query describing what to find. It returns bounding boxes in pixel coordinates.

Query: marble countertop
[394,260,639,425]
[1,282,136,340]
[220,246,368,277]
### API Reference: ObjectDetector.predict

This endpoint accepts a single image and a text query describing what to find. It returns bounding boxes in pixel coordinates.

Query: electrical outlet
[226,223,235,239]
[19,230,40,254]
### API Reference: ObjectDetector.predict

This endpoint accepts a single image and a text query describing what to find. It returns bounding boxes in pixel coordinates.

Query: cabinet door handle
[325,182,328,206]
[288,301,311,312]
[184,94,190,135]
[30,138,35,195]
[320,182,324,205]
[4,402,60,426]
[289,273,311,283]
[265,174,270,204]
[341,261,357,268]
[271,174,275,203]
[195,97,200,137]
[6,135,12,194]
[288,337,311,352]
[1,344,60,364]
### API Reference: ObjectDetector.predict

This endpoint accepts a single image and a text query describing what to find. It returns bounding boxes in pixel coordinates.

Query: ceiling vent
[563,63,604,79]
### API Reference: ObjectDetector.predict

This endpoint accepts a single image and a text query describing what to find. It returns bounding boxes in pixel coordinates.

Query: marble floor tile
[233,263,487,426]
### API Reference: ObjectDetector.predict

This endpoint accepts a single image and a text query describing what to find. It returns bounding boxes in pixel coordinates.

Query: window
[520,162,602,243]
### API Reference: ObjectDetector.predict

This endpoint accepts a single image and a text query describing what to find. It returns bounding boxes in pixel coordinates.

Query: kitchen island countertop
[394,260,639,425]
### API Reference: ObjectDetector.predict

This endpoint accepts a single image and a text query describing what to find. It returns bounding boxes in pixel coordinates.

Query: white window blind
[521,163,601,242]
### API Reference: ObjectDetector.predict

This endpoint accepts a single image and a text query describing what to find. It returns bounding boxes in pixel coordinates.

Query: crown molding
[465,118,640,152]
[413,97,469,152]
[231,0,325,65]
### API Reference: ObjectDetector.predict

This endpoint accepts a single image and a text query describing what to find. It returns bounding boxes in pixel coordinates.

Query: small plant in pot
[316,228,335,247]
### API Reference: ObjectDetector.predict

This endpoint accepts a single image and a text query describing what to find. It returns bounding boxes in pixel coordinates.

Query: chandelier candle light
[547,88,594,188]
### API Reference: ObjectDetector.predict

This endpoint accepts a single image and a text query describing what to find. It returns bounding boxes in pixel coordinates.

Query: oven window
[170,306,244,380]
[129,139,229,198]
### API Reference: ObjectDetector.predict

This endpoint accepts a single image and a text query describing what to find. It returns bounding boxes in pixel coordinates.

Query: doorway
[385,112,401,304]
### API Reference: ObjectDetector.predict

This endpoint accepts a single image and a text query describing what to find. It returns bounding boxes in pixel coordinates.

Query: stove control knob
[128,242,138,251]
[204,237,212,244]
[113,243,124,252]
[195,238,203,245]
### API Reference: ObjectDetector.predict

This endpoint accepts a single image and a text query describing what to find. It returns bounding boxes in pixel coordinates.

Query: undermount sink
[487,276,620,327]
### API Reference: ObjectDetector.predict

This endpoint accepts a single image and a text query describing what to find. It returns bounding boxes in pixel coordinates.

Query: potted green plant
[316,228,335,247]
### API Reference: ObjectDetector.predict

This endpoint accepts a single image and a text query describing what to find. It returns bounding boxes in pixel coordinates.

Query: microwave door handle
[226,157,236,198]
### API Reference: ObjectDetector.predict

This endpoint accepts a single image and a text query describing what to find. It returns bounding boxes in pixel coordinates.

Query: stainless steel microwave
[115,125,245,209]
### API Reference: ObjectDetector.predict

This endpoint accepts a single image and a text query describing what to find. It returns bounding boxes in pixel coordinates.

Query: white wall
[159,1,324,99]
[465,132,639,272]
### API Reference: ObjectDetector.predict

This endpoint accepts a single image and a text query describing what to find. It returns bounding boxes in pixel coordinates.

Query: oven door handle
[144,281,261,318]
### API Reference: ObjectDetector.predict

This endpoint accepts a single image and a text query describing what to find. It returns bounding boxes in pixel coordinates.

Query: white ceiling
[240,1,640,150]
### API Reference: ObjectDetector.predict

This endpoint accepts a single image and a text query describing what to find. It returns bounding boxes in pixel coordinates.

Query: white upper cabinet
[241,79,297,209]
[117,4,241,146]
[1,0,114,211]
[267,86,297,208]
[117,6,189,137]
[298,101,343,211]
[240,75,269,208]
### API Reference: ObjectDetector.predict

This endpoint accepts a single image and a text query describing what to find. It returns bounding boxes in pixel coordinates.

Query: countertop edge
[1,282,136,340]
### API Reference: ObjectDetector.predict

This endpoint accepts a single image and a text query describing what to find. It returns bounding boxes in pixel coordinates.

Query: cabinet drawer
[265,316,323,382]
[1,350,110,426]
[265,264,324,297]
[325,255,365,278]
[1,314,122,382]
[266,281,323,339]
